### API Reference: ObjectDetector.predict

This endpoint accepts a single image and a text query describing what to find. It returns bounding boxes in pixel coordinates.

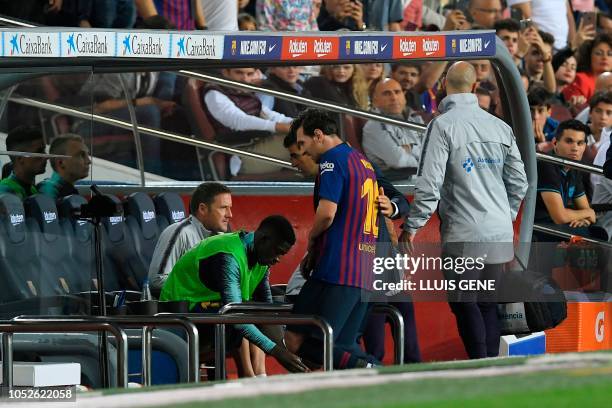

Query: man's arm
[566,0,576,48]
[509,1,532,19]
[204,90,278,133]
[363,122,419,169]
[403,119,449,235]
[261,105,293,124]
[308,199,337,244]
[502,134,528,220]
[251,271,273,303]
[192,0,206,29]
[540,192,596,224]
[135,0,158,18]
[375,164,409,219]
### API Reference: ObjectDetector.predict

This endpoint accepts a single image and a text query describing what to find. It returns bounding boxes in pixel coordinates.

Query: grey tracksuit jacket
[404,93,528,263]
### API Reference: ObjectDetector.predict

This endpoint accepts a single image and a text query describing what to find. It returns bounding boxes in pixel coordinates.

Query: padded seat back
[153,192,187,232]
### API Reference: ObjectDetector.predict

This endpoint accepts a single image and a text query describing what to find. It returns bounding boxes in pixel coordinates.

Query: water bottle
[141,279,152,301]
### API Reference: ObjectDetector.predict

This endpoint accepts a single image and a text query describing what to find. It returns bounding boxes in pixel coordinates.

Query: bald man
[362,78,424,173]
[400,62,528,359]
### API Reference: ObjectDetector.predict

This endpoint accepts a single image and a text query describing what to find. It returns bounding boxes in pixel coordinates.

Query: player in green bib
[161,215,309,373]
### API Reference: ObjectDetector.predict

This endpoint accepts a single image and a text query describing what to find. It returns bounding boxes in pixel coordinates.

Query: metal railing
[12,315,200,386]
[533,224,612,248]
[536,152,604,176]
[156,313,333,379]
[0,320,128,389]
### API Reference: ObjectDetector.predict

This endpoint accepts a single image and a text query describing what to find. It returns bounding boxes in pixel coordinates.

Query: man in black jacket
[260,67,310,118]
[605,142,612,180]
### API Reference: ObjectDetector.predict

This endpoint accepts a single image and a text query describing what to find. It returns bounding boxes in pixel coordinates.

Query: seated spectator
[390,62,424,112]
[470,60,493,85]
[467,0,503,29]
[362,78,424,173]
[358,63,385,93]
[160,215,308,373]
[0,126,47,200]
[202,67,292,175]
[528,86,559,147]
[259,66,309,118]
[475,86,493,112]
[494,18,523,66]
[362,0,403,31]
[238,12,257,30]
[518,67,530,91]
[304,64,369,110]
[584,91,612,163]
[148,182,232,294]
[563,32,612,105]
[256,0,320,31]
[534,120,607,241]
[135,0,205,30]
[317,0,366,31]
[523,28,556,93]
[591,126,612,240]
[576,72,612,123]
[37,134,91,201]
[552,48,578,105]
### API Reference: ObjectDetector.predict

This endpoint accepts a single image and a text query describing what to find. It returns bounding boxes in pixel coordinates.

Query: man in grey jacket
[148,182,232,295]
[400,62,528,359]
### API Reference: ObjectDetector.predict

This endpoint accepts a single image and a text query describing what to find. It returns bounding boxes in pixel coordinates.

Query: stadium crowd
[1,0,612,378]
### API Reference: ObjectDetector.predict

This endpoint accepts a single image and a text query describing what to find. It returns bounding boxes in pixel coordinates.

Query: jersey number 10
[361,178,379,238]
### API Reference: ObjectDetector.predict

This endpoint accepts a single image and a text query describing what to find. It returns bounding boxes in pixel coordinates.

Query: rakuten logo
[142,210,156,223]
[399,39,417,56]
[423,38,440,56]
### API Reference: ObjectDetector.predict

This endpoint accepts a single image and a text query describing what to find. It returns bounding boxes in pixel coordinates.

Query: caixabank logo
[223,35,281,60]
[175,34,223,59]
[119,32,170,58]
[64,32,113,57]
[281,36,339,61]
[392,35,445,59]
[340,36,392,60]
[6,32,60,57]
[446,32,496,58]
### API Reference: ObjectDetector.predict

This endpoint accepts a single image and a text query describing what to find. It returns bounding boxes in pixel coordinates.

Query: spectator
[606,142,612,179]
[359,63,386,92]
[238,12,257,30]
[361,0,403,31]
[528,86,559,147]
[200,0,239,31]
[259,66,310,118]
[467,0,503,29]
[37,134,91,201]
[552,48,578,104]
[0,126,47,200]
[523,28,556,93]
[470,60,493,84]
[148,183,232,294]
[563,32,612,105]
[508,0,576,51]
[256,0,320,31]
[584,91,612,162]
[45,0,135,28]
[135,0,206,30]
[202,68,292,175]
[576,72,612,123]
[591,125,612,240]
[318,0,366,31]
[362,78,423,173]
[390,62,424,112]
[534,120,607,241]
[475,86,493,111]
[304,64,369,110]
[518,66,530,91]
[494,18,523,65]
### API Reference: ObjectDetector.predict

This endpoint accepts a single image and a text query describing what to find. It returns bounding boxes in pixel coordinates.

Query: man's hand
[585,208,597,224]
[569,218,591,228]
[377,187,393,217]
[398,230,415,255]
[443,10,468,31]
[48,0,62,12]
[270,345,310,373]
[300,251,315,280]
[275,122,291,134]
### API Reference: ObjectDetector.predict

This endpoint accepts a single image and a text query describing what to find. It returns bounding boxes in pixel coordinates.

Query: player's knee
[284,330,303,354]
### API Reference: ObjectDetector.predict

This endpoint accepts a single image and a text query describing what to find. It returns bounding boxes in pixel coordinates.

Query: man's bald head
[595,72,612,92]
[445,62,477,95]
[372,78,406,115]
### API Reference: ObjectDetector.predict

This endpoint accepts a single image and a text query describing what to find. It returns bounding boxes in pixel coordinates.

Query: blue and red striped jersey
[312,143,379,290]
[153,0,195,30]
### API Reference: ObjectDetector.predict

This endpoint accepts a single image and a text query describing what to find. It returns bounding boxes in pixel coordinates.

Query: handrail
[536,152,603,176]
[156,313,333,378]
[0,320,128,389]
[12,315,200,385]
[0,15,36,28]
[179,70,428,133]
[533,224,612,248]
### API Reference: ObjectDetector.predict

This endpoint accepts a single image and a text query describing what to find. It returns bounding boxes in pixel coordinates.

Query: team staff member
[400,62,528,359]
[148,182,233,294]
[0,126,47,200]
[38,134,91,200]
[284,109,380,369]
[160,215,308,373]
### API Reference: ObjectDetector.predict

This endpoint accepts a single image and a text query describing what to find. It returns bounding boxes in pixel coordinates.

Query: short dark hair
[290,108,339,138]
[538,30,555,47]
[577,32,612,73]
[49,134,83,171]
[390,62,422,74]
[494,18,520,33]
[283,128,297,148]
[257,215,296,245]
[238,12,256,29]
[552,47,575,72]
[555,119,590,142]
[528,86,554,107]
[5,126,43,162]
[589,90,612,110]
[190,182,231,214]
